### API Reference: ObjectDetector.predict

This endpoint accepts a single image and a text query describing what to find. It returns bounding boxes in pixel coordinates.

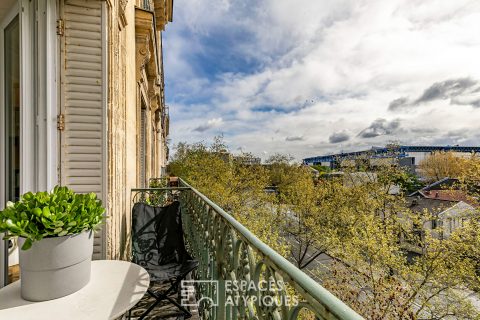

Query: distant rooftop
[420,189,470,203]
[409,177,478,207]
[409,177,458,196]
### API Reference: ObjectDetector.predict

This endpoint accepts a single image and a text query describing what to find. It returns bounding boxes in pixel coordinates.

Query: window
[4,15,20,203]
[1,10,20,288]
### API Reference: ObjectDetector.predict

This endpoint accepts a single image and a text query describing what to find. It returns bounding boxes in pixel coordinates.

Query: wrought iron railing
[143,0,151,11]
[132,178,363,320]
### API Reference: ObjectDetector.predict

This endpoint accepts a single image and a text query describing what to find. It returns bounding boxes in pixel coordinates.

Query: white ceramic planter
[18,231,93,301]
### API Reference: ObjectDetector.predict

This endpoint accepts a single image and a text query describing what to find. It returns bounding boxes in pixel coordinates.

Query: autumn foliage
[169,139,480,319]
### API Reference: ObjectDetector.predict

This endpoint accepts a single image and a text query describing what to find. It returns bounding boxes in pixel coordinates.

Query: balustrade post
[217,278,226,320]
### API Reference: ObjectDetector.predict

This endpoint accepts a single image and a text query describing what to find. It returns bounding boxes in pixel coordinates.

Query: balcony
[130,178,363,320]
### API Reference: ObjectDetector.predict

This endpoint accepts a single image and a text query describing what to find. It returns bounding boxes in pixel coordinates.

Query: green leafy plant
[0,186,106,250]
[149,177,169,188]
[145,178,172,206]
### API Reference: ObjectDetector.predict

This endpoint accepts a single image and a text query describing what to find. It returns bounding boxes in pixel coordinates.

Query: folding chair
[131,201,198,319]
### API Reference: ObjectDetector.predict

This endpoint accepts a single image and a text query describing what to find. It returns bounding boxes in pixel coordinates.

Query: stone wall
[105,0,170,259]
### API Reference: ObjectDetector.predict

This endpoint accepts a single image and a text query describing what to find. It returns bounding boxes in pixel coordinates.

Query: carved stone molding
[135,9,158,83]
[119,0,128,11]
[118,0,128,28]
[148,84,161,111]
[135,34,151,83]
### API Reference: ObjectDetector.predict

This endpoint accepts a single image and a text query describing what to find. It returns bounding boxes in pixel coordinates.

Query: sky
[163,0,480,161]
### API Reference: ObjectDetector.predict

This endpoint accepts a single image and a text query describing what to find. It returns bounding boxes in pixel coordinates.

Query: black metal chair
[131,201,198,319]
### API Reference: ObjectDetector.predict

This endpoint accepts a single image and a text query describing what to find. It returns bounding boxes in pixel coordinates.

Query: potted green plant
[0,186,105,301]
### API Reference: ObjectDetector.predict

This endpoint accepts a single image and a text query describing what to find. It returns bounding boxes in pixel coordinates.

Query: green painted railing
[177,178,363,320]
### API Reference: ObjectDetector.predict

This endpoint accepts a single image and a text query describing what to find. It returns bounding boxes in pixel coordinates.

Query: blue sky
[163,0,480,161]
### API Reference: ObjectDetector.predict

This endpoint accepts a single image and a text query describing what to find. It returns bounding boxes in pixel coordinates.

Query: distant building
[341,171,401,194]
[404,179,478,253]
[303,145,480,172]
[213,151,262,165]
[233,155,262,165]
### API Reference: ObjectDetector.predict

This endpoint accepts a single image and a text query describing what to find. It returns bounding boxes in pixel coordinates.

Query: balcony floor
[128,282,199,320]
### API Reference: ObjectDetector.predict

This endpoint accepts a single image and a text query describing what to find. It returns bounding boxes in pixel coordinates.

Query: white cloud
[329,131,351,144]
[192,117,224,132]
[164,0,480,160]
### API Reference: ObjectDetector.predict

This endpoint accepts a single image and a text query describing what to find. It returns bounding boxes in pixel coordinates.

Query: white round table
[0,260,150,320]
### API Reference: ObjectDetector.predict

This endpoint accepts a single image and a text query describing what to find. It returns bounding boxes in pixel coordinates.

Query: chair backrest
[131,201,190,268]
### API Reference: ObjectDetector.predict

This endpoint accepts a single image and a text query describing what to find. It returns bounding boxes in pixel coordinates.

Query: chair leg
[165,295,192,318]
[138,276,195,320]
[139,289,178,320]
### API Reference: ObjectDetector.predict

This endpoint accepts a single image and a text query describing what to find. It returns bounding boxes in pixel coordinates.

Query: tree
[275,166,324,269]
[311,165,331,175]
[319,186,480,319]
[168,138,288,255]
[419,151,464,182]
[264,153,296,188]
[388,170,425,194]
[457,155,480,200]
[169,141,480,319]
[265,155,343,270]
[308,165,480,319]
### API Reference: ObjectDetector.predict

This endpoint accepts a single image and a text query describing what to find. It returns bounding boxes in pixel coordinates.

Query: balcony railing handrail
[131,187,191,192]
[178,178,363,320]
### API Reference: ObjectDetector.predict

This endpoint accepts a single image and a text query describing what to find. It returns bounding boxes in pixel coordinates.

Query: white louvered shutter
[60,0,106,260]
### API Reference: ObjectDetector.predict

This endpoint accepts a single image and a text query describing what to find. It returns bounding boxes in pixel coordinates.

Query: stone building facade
[104,0,172,259]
